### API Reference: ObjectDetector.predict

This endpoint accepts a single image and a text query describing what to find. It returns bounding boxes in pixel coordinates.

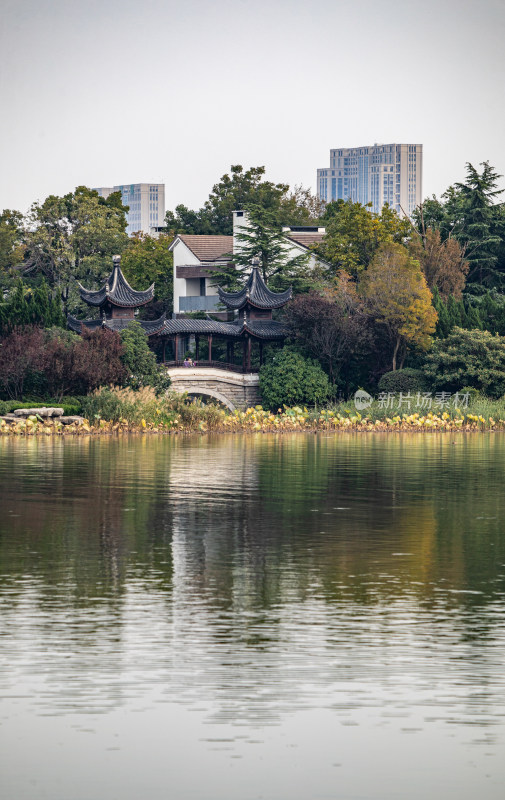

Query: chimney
[232,210,250,256]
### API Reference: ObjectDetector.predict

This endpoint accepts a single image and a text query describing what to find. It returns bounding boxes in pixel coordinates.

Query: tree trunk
[392,336,401,371]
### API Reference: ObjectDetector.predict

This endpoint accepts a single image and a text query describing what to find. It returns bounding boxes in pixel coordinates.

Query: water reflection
[1,434,505,799]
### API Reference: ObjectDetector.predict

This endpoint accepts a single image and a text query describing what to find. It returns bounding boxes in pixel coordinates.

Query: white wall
[170,238,200,313]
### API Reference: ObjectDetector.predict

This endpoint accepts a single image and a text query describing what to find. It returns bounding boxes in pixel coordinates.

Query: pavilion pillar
[208,334,212,363]
[230,342,234,364]
[242,340,247,372]
[195,336,200,362]
[259,340,263,366]
[247,337,252,371]
[226,341,231,364]
[163,339,166,364]
[175,334,179,362]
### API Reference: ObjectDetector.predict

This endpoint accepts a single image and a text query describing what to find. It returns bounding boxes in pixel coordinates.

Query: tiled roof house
[170,212,325,315]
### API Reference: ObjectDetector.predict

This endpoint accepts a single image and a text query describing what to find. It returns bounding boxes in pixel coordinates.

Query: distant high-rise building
[94,183,165,236]
[317,143,422,217]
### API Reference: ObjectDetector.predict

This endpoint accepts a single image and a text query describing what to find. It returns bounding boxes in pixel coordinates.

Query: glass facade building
[94,183,165,236]
[317,143,422,217]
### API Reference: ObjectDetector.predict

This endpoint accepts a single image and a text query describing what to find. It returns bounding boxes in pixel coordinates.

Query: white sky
[1,0,504,215]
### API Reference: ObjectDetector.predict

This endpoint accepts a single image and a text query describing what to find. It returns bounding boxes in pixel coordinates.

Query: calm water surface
[1,433,505,799]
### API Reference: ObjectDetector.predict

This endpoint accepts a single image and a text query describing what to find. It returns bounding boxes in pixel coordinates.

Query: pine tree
[465,302,482,330]
[33,281,51,325]
[432,287,451,338]
[453,162,504,287]
[9,280,30,326]
[447,295,463,328]
[226,205,311,293]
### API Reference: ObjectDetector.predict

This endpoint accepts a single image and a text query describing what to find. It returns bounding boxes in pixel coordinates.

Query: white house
[169,211,326,316]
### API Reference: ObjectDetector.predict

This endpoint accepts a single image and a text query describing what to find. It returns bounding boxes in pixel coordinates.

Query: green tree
[453,162,504,286]
[432,287,452,338]
[119,321,170,393]
[121,233,173,313]
[0,279,66,333]
[259,348,332,411]
[224,205,311,293]
[316,200,411,277]
[360,243,437,371]
[22,186,129,312]
[408,227,468,299]
[415,163,505,289]
[283,274,367,388]
[423,327,505,397]
[165,166,323,237]
[0,210,24,288]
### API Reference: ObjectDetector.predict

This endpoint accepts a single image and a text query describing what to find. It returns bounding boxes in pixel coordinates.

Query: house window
[199,278,206,296]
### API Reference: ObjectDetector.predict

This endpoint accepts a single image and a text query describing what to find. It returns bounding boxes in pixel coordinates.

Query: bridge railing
[164,360,258,374]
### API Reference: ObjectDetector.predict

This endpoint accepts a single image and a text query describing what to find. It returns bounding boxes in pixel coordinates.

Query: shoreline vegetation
[2,387,505,436]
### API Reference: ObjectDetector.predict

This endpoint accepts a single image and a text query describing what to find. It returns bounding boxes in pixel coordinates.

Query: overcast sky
[1,0,504,215]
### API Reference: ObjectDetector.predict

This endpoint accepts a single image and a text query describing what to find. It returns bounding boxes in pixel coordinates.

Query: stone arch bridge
[166,366,260,411]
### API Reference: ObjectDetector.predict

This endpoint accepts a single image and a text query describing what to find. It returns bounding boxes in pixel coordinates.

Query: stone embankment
[0,407,85,426]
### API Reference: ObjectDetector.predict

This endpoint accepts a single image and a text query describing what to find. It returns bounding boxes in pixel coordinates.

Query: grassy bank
[2,386,505,435]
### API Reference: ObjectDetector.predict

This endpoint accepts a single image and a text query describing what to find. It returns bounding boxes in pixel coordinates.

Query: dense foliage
[0,326,127,400]
[360,243,437,371]
[283,279,368,391]
[0,279,66,332]
[120,233,173,314]
[414,162,505,289]
[259,348,332,410]
[165,165,323,236]
[119,322,170,394]
[213,205,313,294]
[378,368,431,394]
[315,200,411,277]
[80,386,224,431]
[423,328,505,398]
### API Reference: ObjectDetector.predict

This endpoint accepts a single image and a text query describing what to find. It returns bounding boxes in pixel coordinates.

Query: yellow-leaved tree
[360,243,437,371]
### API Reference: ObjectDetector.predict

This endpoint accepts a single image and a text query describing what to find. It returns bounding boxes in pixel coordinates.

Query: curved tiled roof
[162,318,242,336]
[79,257,155,308]
[160,317,286,341]
[217,267,292,310]
[68,311,287,341]
[67,314,166,336]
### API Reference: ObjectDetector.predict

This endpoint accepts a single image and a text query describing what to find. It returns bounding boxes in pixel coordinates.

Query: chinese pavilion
[67,255,166,336]
[161,260,292,370]
[68,255,291,372]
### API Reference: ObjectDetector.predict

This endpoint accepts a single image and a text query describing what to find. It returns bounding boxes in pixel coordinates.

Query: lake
[1,433,505,799]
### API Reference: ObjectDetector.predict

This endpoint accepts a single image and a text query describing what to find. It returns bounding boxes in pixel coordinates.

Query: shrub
[378,368,431,395]
[120,321,170,394]
[80,386,225,430]
[259,348,332,411]
[0,397,82,415]
[74,328,128,393]
[0,326,45,399]
[0,325,128,401]
[423,327,505,398]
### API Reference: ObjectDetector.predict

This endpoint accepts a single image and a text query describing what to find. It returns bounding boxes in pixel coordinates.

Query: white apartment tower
[94,183,165,236]
[317,144,422,217]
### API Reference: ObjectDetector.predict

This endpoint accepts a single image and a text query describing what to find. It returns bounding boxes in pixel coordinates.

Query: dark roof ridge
[78,256,155,308]
[217,265,292,311]
[67,312,166,336]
